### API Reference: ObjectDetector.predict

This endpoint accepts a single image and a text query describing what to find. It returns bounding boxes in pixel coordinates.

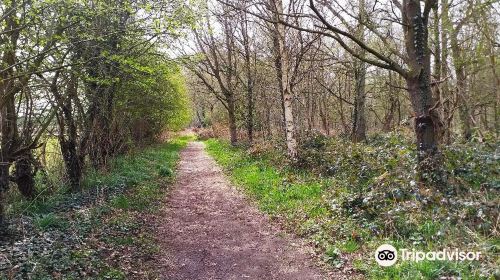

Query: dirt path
[156,142,327,280]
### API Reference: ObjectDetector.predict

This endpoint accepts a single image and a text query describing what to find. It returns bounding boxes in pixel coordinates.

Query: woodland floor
[155,141,336,280]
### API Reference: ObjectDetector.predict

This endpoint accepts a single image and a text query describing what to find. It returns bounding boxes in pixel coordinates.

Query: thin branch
[309,0,408,77]
[315,77,354,105]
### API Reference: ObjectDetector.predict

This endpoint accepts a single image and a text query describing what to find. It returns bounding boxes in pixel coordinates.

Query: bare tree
[190,8,240,145]
[268,0,298,159]
[240,11,256,143]
[302,0,446,185]
[351,0,367,142]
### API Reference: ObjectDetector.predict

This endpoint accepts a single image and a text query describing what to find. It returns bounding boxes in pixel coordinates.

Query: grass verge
[0,135,193,279]
[204,137,498,280]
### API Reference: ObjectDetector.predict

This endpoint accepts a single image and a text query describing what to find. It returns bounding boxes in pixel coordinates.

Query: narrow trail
[156,142,326,280]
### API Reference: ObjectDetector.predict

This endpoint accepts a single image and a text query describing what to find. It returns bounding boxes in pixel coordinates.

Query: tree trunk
[0,12,20,224]
[382,98,397,132]
[270,0,298,160]
[242,16,254,144]
[455,68,472,140]
[440,5,452,144]
[338,75,349,134]
[352,59,367,142]
[88,84,114,169]
[431,6,445,143]
[60,139,82,192]
[306,91,312,131]
[52,72,84,191]
[490,54,500,139]
[283,89,298,159]
[352,0,367,142]
[14,154,36,199]
[0,165,9,228]
[444,0,472,141]
[403,0,444,187]
[0,95,16,224]
[406,75,443,185]
[0,88,15,228]
[246,83,254,144]
[227,95,238,145]
[266,103,272,139]
[319,95,330,135]
[450,41,472,141]
[383,71,397,132]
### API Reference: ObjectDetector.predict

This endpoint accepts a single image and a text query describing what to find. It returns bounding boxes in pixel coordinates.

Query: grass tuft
[34,213,68,230]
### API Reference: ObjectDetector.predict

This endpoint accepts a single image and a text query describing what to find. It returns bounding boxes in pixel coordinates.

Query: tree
[268,0,298,159]
[240,12,256,143]
[0,0,65,225]
[305,0,445,186]
[0,0,195,227]
[204,0,497,179]
[351,0,367,142]
[188,6,240,145]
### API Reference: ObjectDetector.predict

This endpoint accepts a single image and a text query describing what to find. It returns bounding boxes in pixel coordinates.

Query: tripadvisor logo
[375,244,481,267]
[375,244,398,267]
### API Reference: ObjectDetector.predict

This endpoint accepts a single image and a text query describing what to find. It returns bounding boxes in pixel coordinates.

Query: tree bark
[319,95,330,135]
[455,66,472,140]
[490,54,500,139]
[440,0,452,144]
[60,138,82,192]
[431,5,445,143]
[450,37,472,141]
[351,0,367,142]
[383,72,398,132]
[406,73,443,184]
[0,3,20,225]
[0,73,17,228]
[241,15,254,144]
[50,71,84,192]
[14,153,36,199]
[227,94,238,145]
[352,59,367,142]
[59,91,83,193]
[0,165,9,228]
[403,0,444,186]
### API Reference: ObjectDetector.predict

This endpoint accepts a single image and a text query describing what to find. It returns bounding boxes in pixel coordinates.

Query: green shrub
[158,165,173,177]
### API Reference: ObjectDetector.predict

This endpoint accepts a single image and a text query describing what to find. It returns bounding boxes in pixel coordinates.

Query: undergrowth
[204,132,499,280]
[0,135,193,279]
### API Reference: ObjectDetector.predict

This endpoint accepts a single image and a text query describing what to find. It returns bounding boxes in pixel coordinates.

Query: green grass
[82,135,191,190]
[100,268,126,280]
[8,135,193,219]
[2,135,194,279]
[368,259,482,280]
[111,194,131,210]
[341,239,360,253]
[205,139,324,216]
[204,138,496,280]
